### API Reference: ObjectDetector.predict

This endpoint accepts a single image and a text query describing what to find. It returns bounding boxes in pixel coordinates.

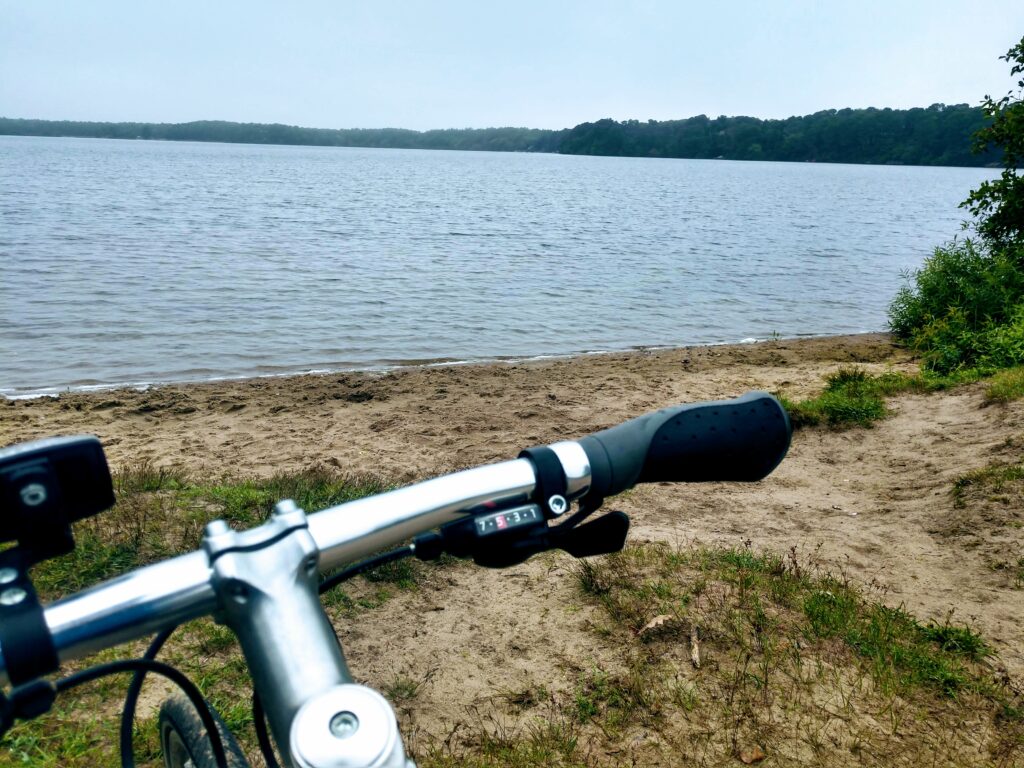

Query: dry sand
[3,332,1023,758]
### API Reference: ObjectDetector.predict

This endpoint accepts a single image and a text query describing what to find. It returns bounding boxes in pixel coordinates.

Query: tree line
[0,104,1000,167]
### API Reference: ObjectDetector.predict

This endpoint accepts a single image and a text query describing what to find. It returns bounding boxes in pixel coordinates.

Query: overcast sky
[1,1,1022,131]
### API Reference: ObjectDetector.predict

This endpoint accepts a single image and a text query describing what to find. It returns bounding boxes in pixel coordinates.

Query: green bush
[889,241,1024,338]
[979,301,1024,369]
[889,38,1024,374]
[888,241,1024,374]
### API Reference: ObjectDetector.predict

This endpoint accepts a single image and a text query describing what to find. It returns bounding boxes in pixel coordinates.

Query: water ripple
[0,136,997,396]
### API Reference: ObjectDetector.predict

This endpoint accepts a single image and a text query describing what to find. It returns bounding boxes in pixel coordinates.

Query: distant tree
[961,36,1024,247]
[0,107,1000,167]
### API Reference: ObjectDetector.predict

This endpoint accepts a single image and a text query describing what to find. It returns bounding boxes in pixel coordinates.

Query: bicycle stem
[203,501,382,767]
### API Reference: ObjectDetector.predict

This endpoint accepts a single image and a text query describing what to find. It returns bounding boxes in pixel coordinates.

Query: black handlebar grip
[578,391,791,499]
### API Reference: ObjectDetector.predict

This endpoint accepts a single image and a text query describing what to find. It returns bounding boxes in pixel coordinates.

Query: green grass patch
[986,366,1024,402]
[780,365,983,430]
[421,717,587,768]
[571,659,677,732]
[577,543,996,700]
[567,542,1024,765]
[804,589,987,695]
[0,706,161,768]
[1,467,407,767]
[952,462,1024,509]
[781,367,920,428]
[361,556,421,588]
[569,542,1024,766]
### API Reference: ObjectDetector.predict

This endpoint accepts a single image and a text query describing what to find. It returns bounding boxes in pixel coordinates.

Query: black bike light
[0,436,114,561]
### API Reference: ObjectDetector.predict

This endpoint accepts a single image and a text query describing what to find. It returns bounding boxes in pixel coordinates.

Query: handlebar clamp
[0,551,59,686]
[517,446,569,518]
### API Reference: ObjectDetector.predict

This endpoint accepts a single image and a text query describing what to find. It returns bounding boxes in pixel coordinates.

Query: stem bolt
[273,499,299,517]
[329,711,359,739]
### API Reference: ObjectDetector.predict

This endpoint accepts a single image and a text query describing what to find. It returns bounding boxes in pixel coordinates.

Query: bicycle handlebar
[0,392,791,690]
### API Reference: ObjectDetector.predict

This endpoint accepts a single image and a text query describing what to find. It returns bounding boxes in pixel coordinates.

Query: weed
[382,669,436,706]
[28,468,388,603]
[113,460,188,495]
[421,710,589,768]
[669,678,699,711]
[579,543,1006,702]
[362,556,421,588]
[782,366,915,429]
[499,685,548,711]
[921,622,989,661]
[573,663,665,730]
[780,365,984,430]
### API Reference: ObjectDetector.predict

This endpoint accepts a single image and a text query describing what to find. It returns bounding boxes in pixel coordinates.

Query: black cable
[318,546,414,594]
[57,658,230,768]
[118,626,178,768]
[252,691,283,768]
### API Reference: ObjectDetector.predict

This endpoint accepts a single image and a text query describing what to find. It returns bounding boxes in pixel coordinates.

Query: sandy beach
[3,332,1023,762]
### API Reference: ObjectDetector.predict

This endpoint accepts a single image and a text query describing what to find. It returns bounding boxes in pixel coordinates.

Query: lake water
[0,135,996,397]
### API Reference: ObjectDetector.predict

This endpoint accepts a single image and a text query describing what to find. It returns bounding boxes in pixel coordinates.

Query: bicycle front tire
[158,695,251,768]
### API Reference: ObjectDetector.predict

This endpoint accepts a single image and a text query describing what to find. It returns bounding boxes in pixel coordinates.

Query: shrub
[782,366,904,428]
[889,38,1024,374]
[888,241,1024,374]
[890,241,1024,338]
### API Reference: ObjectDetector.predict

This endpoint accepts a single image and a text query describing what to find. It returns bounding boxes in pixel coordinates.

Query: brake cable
[60,658,230,768]
[252,690,283,768]
[317,545,415,595]
[119,625,178,768]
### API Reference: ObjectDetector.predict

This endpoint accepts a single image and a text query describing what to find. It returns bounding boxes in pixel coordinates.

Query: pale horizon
[2,1,1023,132]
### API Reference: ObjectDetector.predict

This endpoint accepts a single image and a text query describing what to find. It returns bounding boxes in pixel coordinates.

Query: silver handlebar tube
[309,441,591,570]
[310,458,534,570]
[0,441,592,683]
[42,550,215,667]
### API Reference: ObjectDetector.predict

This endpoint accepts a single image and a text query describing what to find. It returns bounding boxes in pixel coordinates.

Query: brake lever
[554,511,629,558]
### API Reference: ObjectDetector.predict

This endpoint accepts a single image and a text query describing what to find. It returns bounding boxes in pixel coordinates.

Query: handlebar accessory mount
[0,436,115,687]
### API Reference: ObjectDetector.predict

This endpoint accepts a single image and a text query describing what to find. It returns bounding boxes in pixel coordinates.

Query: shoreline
[1,330,887,401]
[1,331,910,479]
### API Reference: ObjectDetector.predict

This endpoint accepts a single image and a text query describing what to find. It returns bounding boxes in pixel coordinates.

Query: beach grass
[423,542,1022,767]
[780,365,986,429]
[986,366,1024,403]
